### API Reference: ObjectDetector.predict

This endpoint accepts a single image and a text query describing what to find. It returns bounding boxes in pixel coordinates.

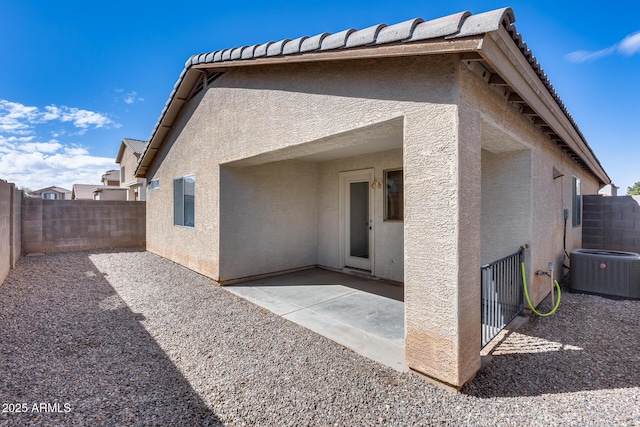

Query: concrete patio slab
[225,267,407,372]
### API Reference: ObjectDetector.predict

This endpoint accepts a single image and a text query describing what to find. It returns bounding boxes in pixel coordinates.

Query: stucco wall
[481,149,532,265]
[11,186,22,268]
[95,190,128,201]
[317,149,404,282]
[145,55,458,281]
[120,147,144,201]
[143,52,604,387]
[0,180,11,284]
[0,180,22,285]
[219,160,318,281]
[458,62,599,307]
[22,199,145,253]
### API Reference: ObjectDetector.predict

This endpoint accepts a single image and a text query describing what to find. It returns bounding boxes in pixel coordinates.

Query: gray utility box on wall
[570,249,640,299]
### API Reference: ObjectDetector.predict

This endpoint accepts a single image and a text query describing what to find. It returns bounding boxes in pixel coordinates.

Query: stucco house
[133,7,610,388]
[116,138,147,201]
[101,170,120,187]
[71,184,127,200]
[31,186,71,200]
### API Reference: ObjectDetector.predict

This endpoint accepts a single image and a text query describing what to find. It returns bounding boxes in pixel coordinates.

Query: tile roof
[33,186,71,194]
[116,138,148,164]
[71,184,100,200]
[122,138,147,155]
[136,7,609,184]
[72,184,126,199]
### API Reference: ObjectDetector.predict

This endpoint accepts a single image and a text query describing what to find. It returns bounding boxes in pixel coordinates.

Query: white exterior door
[340,169,374,271]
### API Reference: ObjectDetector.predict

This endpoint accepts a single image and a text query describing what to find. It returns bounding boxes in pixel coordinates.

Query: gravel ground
[1,249,638,426]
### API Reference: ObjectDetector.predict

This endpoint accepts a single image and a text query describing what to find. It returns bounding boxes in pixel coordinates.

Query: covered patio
[225,267,406,372]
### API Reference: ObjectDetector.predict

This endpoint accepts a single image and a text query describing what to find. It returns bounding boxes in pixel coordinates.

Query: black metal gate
[481,248,524,348]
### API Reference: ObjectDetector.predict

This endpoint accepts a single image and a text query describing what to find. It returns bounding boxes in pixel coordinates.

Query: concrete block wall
[22,198,145,253]
[582,195,640,253]
[22,197,44,254]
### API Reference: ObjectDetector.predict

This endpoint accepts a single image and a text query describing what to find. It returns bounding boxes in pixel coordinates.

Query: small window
[174,175,195,227]
[385,169,404,221]
[572,176,581,227]
[148,179,160,190]
[120,166,125,182]
[43,193,56,200]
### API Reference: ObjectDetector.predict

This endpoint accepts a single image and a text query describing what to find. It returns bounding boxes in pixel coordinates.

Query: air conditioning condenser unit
[570,249,640,299]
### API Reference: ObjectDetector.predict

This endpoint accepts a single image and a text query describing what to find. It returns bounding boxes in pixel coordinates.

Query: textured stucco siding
[144,55,458,282]
[219,160,318,281]
[317,149,404,281]
[0,181,23,284]
[458,62,599,308]
[95,190,128,201]
[11,186,21,268]
[481,149,532,265]
[120,148,143,200]
[0,181,11,284]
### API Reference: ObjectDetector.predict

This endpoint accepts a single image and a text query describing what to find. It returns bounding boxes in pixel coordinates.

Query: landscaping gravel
[1,249,638,426]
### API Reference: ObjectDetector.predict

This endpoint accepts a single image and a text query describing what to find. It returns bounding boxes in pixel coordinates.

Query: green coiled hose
[521,261,561,317]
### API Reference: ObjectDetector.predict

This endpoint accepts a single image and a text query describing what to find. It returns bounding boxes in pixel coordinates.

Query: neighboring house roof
[72,184,100,199]
[116,138,147,164]
[134,7,610,185]
[72,184,126,199]
[102,169,120,183]
[32,186,71,194]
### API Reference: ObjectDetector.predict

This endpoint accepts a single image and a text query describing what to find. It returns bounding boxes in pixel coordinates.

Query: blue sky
[1,1,638,192]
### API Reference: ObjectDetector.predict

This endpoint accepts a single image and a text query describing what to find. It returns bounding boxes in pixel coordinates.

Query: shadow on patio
[0,249,221,426]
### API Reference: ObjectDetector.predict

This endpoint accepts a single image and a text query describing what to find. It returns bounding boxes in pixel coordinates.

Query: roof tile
[283,36,309,55]
[409,11,471,41]
[376,18,424,44]
[254,42,273,58]
[345,24,386,48]
[231,47,245,60]
[300,32,330,52]
[320,29,356,51]
[266,39,290,56]
[449,7,514,39]
[242,44,258,59]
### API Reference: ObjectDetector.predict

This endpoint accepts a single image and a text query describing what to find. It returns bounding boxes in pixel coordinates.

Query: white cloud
[58,107,115,128]
[0,100,39,134]
[0,140,116,191]
[619,31,640,55]
[20,141,63,153]
[567,31,640,63]
[0,99,120,191]
[0,99,117,134]
[122,91,144,105]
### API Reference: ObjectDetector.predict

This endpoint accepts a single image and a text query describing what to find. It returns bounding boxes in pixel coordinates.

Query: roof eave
[134,37,485,178]
[479,28,610,185]
[192,37,483,71]
[115,142,127,164]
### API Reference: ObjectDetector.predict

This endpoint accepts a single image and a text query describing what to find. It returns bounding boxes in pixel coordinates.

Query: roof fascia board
[479,28,609,183]
[115,142,126,164]
[190,37,484,71]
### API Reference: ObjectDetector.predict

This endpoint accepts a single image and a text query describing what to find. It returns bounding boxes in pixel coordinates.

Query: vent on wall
[570,249,640,299]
